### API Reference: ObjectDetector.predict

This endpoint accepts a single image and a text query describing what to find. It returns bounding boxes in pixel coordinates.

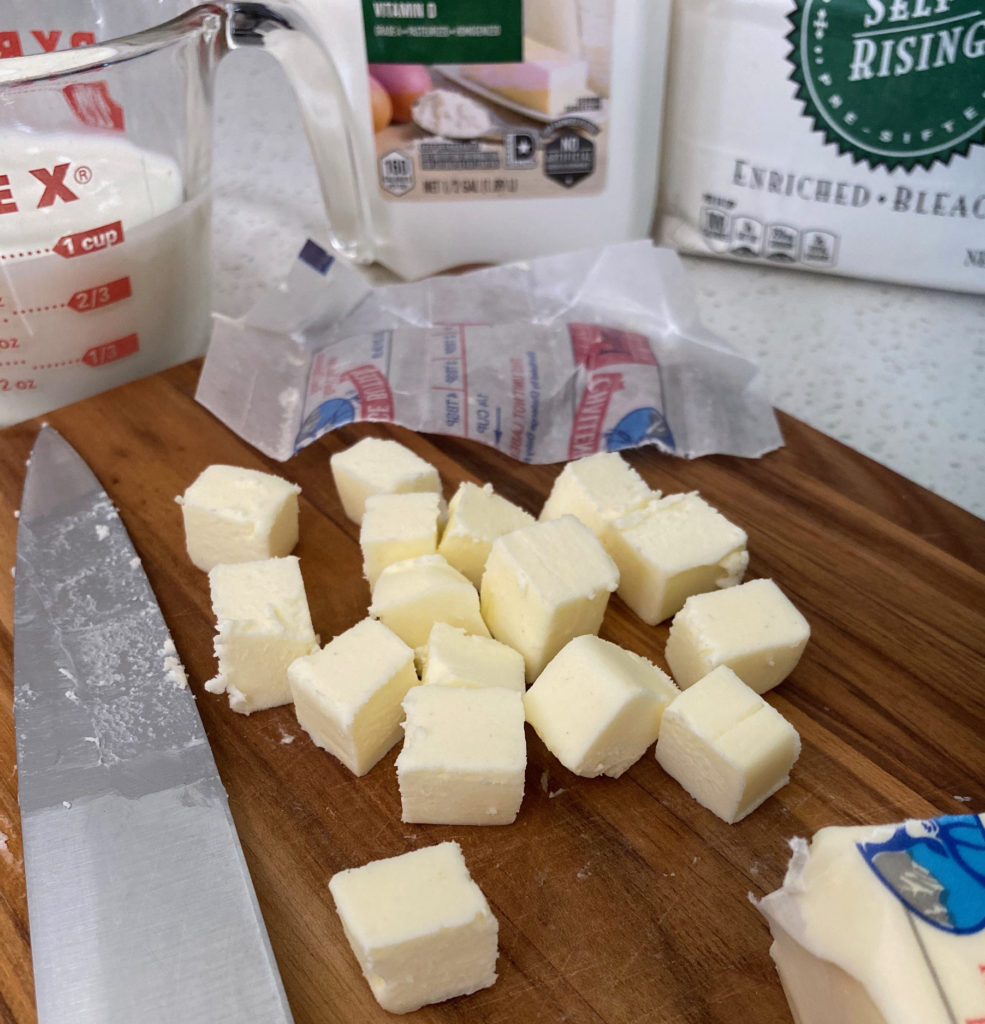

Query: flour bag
[657,0,985,294]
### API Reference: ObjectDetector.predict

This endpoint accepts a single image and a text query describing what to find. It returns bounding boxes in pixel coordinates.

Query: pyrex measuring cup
[0,3,373,427]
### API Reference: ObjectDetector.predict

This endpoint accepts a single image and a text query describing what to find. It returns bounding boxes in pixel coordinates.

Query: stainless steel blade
[13,426,294,1024]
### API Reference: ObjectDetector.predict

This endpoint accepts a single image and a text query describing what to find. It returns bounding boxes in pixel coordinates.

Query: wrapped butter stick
[196,240,781,463]
[757,814,985,1024]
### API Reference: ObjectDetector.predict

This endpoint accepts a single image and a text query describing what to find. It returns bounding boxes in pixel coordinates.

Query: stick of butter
[757,814,985,1024]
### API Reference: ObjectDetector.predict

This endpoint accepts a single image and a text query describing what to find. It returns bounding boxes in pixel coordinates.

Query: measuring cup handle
[222,1,376,264]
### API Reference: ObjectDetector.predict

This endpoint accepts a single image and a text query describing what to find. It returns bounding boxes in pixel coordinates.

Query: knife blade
[13,426,294,1024]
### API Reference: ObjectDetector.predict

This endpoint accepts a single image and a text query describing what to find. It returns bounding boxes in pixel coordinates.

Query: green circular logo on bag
[787,0,985,170]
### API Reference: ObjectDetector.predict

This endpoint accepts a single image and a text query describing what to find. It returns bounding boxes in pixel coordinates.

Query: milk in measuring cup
[0,132,210,425]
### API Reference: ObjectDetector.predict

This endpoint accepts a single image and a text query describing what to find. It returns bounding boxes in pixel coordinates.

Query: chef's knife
[13,426,294,1024]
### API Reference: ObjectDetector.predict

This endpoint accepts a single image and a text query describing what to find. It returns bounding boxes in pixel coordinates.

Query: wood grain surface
[0,359,983,1024]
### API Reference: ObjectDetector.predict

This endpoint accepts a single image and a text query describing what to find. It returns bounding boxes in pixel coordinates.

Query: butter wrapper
[757,814,985,1024]
[196,240,781,463]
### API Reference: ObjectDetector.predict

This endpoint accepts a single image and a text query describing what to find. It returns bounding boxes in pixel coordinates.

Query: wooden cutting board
[1,360,983,1024]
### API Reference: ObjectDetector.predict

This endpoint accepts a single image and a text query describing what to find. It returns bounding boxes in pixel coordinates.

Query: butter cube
[176,464,300,572]
[330,436,441,524]
[329,841,498,1014]
[607,492,748,624]
[369,554,490,649]
[396,685,526,824]
[205,556,319,714]
[360,492,441,587]
[287,617,417,776]
[665,578,811,693]
[438,481,534,586]
[655,665,801,823]
[419,622,526,692]
[523,634,680,778]
[480,515,619,681]
[539,452,653,550]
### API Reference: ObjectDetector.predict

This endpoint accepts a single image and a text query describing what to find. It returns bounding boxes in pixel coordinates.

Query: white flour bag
[657,0,985,294]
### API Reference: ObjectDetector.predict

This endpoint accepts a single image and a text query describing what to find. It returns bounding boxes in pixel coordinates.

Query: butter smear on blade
[176,463,300,572]
[757,814,985,1024]
[329,841,499,1014]
[206,556,319,714]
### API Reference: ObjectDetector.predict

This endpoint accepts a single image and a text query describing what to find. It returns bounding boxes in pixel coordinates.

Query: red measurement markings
[53,220,124,259]
[7,303,66,316]
[0,247,51,262]
[82,333,138,367]
[1,336,26,367]
[68,277,131,312]
[0,377,37,391]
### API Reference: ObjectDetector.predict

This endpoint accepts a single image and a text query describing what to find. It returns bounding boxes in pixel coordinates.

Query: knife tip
[20,426,101,525]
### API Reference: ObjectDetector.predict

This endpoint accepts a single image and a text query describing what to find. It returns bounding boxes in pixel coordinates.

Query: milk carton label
[658,0,985,293]
[365,0,613,203]
[361,0,522,64]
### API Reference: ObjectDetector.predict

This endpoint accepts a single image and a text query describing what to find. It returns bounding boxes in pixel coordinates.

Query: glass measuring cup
[0,2,374,427]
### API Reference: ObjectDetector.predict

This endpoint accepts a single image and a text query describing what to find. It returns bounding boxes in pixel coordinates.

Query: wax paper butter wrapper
[196,240,782,463]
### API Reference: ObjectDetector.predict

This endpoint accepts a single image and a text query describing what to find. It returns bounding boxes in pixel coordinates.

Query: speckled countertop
[211,51,985,520]
[684,260,985,520]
